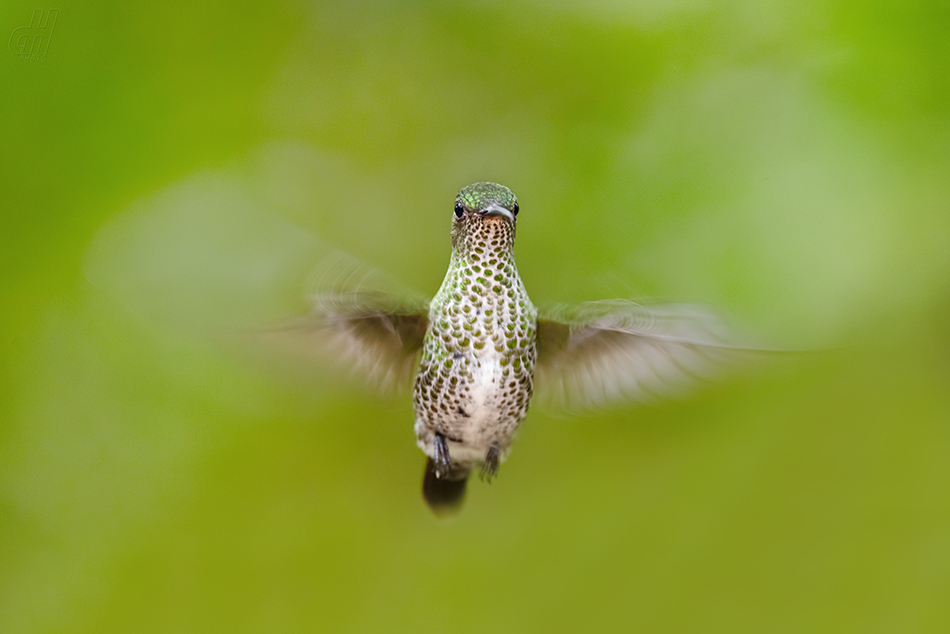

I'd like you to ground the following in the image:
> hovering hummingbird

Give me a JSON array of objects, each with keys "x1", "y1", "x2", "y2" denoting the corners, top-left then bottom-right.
[{"x1": 307, "y1": 182, "x2": 754, "y2": 514}]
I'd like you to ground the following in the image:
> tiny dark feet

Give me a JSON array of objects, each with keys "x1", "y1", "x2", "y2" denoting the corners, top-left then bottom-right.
[
  {"x1": 480, "y1": 443, "x2": 501, "y2": 482},
  {"x1": 433, "y1": 432, "x2": 452, "y2": 477}
]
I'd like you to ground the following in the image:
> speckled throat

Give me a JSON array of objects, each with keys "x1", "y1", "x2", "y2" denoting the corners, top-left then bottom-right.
[{"x1": 413, "y1": 208, "x2": 538, "y2": 477}]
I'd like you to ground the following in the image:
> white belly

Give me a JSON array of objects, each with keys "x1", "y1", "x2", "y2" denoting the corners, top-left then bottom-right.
[{"x1": 450, "y1": 348, "x2": 505, "y2": 459}]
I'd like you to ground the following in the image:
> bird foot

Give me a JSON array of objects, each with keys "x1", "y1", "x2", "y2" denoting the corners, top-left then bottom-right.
[
  {"x1": 433, "y1": 433, "x2": 452, "y2": 478},
  {"x1": 480, "y1": 443, "x2": 501, "y2": 482}
]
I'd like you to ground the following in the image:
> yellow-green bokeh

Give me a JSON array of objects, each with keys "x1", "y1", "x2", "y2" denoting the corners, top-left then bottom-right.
[{"x1": 2, "y1": 1, "x2": 949, "y2": 632}]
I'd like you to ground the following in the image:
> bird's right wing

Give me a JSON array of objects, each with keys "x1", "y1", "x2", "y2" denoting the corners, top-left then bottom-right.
[
  {"x1": 269, "y1": 289, "x2": 429, "y2": 392},
  {"x1": 85, "y1": 165, "x2": 432, "y2": 394}
]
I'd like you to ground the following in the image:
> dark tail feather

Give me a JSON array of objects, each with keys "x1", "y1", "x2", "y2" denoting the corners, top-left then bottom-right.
[{"x1": 422, "y1": 458, "x2": 470, "y2": 516}]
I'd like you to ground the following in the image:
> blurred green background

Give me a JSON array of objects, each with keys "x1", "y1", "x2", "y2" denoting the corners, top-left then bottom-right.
[{"x1": 3, "y1": 0, "x2": 950, "y2": 632}]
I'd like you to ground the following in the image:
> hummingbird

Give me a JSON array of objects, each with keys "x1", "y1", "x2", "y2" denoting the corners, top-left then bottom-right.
[{"x1": 307, "y1": 182, "x2": 753, "y2": 514}]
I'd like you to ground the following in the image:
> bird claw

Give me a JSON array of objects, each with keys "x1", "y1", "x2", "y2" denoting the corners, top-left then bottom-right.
[
  {"x1": 480, "y1": 443, "x2": 501, "y2": 482},
  {"x1": 433, "y1": 433, "x2": 452, "y2": 478}
]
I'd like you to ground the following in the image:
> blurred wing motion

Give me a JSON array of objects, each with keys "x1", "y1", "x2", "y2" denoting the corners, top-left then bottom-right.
[
  {"x1": 84, "y1": 162, "x2": 432, "y2": 393},
  {"x1": 535, "y1": 300, "x2": 766, "y2": 411},
  {"x1": 270, "y1": 289, "x2": 429, "y2": 392}
]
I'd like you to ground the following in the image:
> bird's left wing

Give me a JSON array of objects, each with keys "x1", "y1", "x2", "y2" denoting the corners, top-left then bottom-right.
[{"x1": 535, "y1": 300, "x2": 767, "y2": 411}]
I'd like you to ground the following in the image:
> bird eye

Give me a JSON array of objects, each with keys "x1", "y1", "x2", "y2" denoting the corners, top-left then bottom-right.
[
  {"x1": 512, "y1": 202, "x2": 519, "y2": 216},
  {"x1": 454, "y1": 202, "x2": 464, "y2": 218}
]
